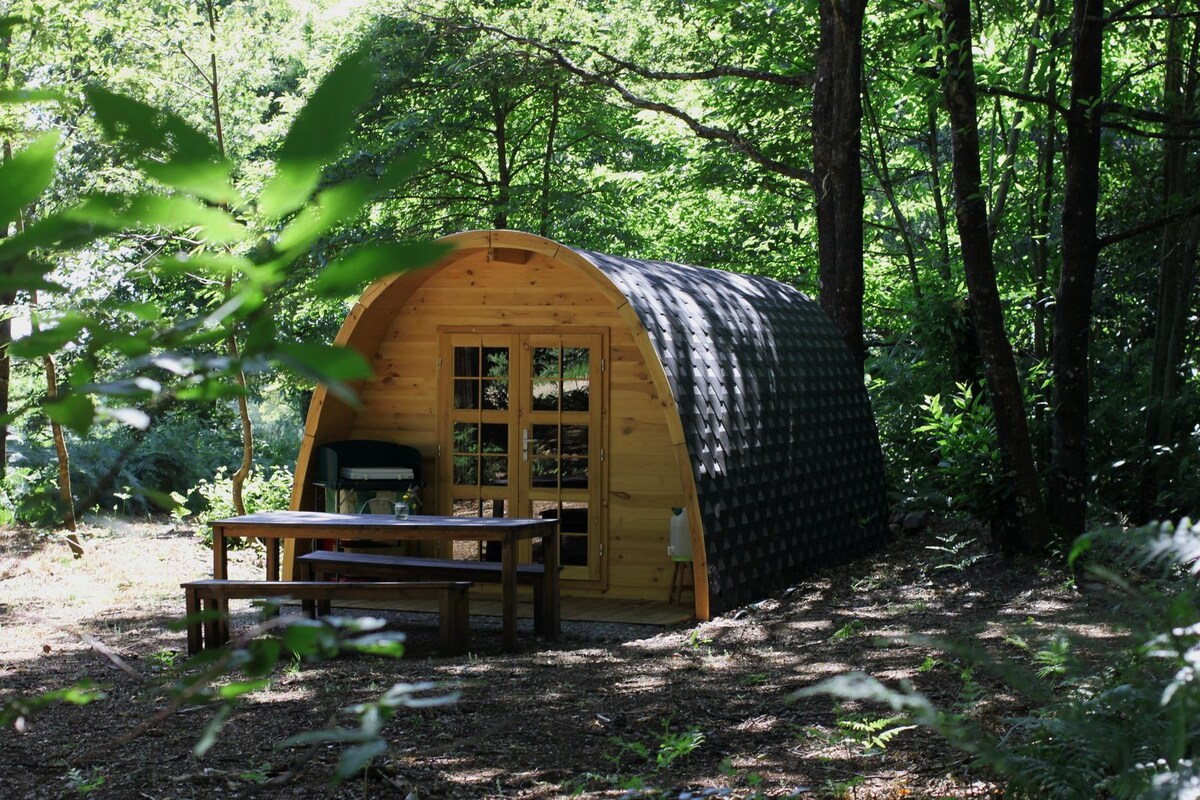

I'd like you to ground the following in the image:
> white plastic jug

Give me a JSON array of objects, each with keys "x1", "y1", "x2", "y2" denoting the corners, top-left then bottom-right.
[{"x1": 668, "y1": 507, "x2": 692, "y2": 561}]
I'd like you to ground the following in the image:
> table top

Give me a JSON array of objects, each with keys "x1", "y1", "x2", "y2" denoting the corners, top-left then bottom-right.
[{"x1": 211, "y1": 511, "x2": 558, "y2": 536}]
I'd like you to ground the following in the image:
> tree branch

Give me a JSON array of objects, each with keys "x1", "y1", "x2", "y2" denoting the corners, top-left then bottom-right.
[
  {"x1": 1099, "y1": 198, "x2": 1200, "y2": 249},
  {"x1": 458, "y1": 22, "x2": 816, "y2": 186}
]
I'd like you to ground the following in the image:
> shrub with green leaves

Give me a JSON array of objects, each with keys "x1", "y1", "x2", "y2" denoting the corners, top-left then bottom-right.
[
  {"x1": 915, "y1": 384, "x2": 1002, "y2": 519},
  {"x1": 175, "y1": 464, "x2": 294, "y2": 537},
  {"x1": 799, "y1": 518, "x2": 1200, "y2": 800}
]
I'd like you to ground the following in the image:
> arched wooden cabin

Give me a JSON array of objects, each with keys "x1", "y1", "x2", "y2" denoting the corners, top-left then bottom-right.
[{"x1": 289, "y1": 230, "x2": 887, "y2": 620}]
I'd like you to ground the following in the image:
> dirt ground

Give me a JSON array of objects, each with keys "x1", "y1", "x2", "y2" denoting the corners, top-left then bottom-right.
[{"x1": 0, "y1": 517, "x2": 1116, "y2": 799}]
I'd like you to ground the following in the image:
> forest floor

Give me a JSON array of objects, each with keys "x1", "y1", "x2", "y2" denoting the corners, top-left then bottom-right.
[{"x1": 0, "y1": 517, "x2": 1121, "y2": 799}]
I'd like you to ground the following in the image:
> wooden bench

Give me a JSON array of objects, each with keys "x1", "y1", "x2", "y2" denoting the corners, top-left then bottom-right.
[
  {"x1": 181, "y1": 579, "x2": 472, "y2": 657},
  {"x1": 297, "y1": 550, "x2": 553, "y2": 633}
]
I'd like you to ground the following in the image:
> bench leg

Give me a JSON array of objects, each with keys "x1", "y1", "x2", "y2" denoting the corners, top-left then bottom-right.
[
  {"x1": 533, "y1": 586, "x2": 544, "y2": 635},
  {"x1": 202, "y1": 597, "x2": 223, "y2": 649},
  {"x1": 438, "y1": 590, "x2": 470, "y2": 656},
  {"x1": 185, "y1": 587, "x2": 202, "y2": 655}
]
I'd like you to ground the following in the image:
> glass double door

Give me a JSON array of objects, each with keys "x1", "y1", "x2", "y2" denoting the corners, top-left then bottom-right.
[{"x1": 440, "y1": 331, "x2": 605, "y2": 583}]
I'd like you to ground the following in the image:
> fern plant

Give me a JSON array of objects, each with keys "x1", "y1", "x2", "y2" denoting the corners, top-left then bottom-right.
[{"x1": 798, "y1": 518, "x2": 1200, "y2": 800}]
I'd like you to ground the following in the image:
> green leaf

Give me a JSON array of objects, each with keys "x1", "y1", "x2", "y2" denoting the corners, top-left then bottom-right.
[
  {"x1": 67, "y1": 194, "x2": 245, "y2": 244},
  {"x1": 44, "y1": 394, "x2": 96, "y2": 436},
  {"x1": 334, "y1": 739, "x2": 388, "y2": 782},
  {"x1": 344, "y1": 633, "x2": 406, "y2": 659},
  {"x1": 218, "y1": 679, "x2": 270, "y2": 700},
  {"x1": 282, "y1": 620, "x2": 336, "y2": 656},
  {"x1": 275, "y1": 343, "x2": 374, "y2": 382},
  {"x1": 273, "y1": 179, "x2": 373, "y2": 253},
  {"x1": 0, "y1": 213, "x2": 109, "y2": 265},
  {"x1": 0, "y1": 255, "x2": 64, "y2": 293},
  {"x1": 258, "y1": 51, "x2": 377, "y2": 219},
  {"x1": 244, "y1": 638, "x2": 283, "y2": 677},
  {"x1": 0, "y1": 133, "x2": 60, "y2": 225},
  {"x1": 194, "y1": 703, "x2": 233, "y2": 757},
  {"x1": 313, "y1": 241, "x2": 452, "y2": 296},
  {"x1": 9, "y1": 314, "x2": 88, "y2": 358},
  {"x1": 85, "y1": 87, "x2": 235, "y2": 204},
  {"x1": 277, "y1": 727, "x2": 374, "y2": 750}
]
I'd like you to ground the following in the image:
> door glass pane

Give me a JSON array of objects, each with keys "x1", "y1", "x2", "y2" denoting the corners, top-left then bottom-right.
[
  {"x1": 532, "y1": 347, "x2": 560, "y2": 378},
  {"x1": 453, "y1": 456, "x2": 477, "y2": 486},
  {"x1": 482, "y1": 456, "x2": 509, "y2": 486},
  {"x1": 481, "y1": 423, "x2": 508, "y2": 453},
  {"x1": 483, "y1": 347, "x2": 509, "y2": 377},
  {"x1": 482, "y1": 380, "x2": 509, "y2": 410},
  {"x1": 453, "y1": 347, "x2": 480, "y2": 377},
  {"x1": 562, "y1": 380, "x2": 589, "y2": 411},
  {"x1": 454, "y1": 379, "x2": 479, "y2": 410},
  {"x1": 562, "y1": 534, "x2": 588, "y2": 566},
  {"x1": 531, "y1": 425, "x2": 558, "y2": 455},
  {"x1": 561, "y1": 425, "x2": 588, "y2": 456},
  {"x1": 531, "y1": 380, "x2": 558, "y2": 411},
  {"x1": 561, "y1": 457, "x2": 588, "y2": 488},
  {"x1": 562, "y1": 348, "x2": 589, "y2": 411},
  {"x1": 531, "y1": 457, "x2": 557, "y2": 486},
  {"x1": 453, "y1": 423, "x2": 478, "y2": 454}
]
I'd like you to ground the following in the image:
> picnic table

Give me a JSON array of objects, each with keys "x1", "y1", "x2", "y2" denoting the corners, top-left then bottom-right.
[{"x1": 210, "y1": 511, "x2": 560, "y2": 650}]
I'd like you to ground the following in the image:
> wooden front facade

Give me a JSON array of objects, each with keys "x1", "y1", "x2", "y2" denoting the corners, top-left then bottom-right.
[{"x1": 289, "y1": 231, "x2": 709, "y2": 618}]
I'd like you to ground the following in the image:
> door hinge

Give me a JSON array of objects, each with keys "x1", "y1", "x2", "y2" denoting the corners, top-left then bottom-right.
[
  {"x1": 437, "y1": 445, "x2": 442, "y2": 457},
  {"x1": 600, "y1": 448, "x2": 605, "y2": 462},
  {"x1": 599, "y1": 544, "x2": 604, "y2": 557},
  {"x1": 437, "y1": 356, "x2": 442, "y2": 371},
  {"x1": 601, "y1": 357, "x2": 606, "y2": 372}
]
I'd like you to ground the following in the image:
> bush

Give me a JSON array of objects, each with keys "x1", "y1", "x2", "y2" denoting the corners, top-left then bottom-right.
[
  {"x1": 175, "y1": 464, "x2": 295, "y2": 541},
  {"x1": 914, "y1": 384, "x2": 1001, "y2": 520}
]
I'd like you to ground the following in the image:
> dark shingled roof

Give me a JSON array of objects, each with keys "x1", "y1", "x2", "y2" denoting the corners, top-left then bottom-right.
[{"x1": 581, "y1": 250, "x2": 889, "y2": 614}]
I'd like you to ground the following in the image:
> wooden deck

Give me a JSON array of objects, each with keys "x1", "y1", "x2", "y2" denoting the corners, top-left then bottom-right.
[{"x1": 325, "y1": 594, "x2": 692, "y2": 627}]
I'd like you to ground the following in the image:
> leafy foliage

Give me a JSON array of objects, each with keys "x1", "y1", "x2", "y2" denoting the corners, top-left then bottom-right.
[{"x1": 799, "y1": 519, "x2": 1200, "y2": 799}]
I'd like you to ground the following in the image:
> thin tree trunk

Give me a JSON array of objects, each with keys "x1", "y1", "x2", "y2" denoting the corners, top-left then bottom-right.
[
  {"x1": 941, "y1": 0, "x2": 1052, "y2": 551},
  {"x1": 538, "y1": 82, "x2": 561, "y2": 238},
  {"x1": 30, "y1": 289, "x2": 83, "y2": 556},
  {"x1": 1, "y1": 140, "x2": 11, "y2": 488},
  {"x1": 1048, "y1": 0, "x2": 1104, "y2": 538},
  {"x1": 921, "y1": 11, "x2": 953, "y2": 288},
  {"x1": 1137, "y1": 7, "x2": 1200, "y2": 521},
  {"x1": 813, "y1": 0, "x2": 867, "y2": 366},
  {"x1": 988, "y1": 0, "x2": 1051, "y2": 236},
  {"x1": 863, "y1": 80, "x2": 921, "y2": 298},
  {"x1": 1031, "y1": 7, "x2": 1060, "y2": 469},
  {"x1": 204, "y1": 0, "x2": 253, "y2": 516},
  {"x1": 491, "y1": 85, "x2": 511, "y2": 230}
]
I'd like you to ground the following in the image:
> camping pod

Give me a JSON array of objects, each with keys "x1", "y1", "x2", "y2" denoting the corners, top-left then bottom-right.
[{"x1": 289, "y1": 231, "x2": 888, "y2": 620}]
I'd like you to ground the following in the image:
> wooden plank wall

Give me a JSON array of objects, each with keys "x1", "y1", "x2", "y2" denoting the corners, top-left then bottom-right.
[{"x1": 350, "y1": 249, "x2": 687, "y2": 602}]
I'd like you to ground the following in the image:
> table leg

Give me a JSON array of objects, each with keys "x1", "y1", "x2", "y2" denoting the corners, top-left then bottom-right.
[
  {"x1": 211, "y1": 524, "x2": 230, "y2": 645},
  {"x1": 265, "y1": 536, "x2": 279, "y2": 581},
  {"x1": 542, "y1": 523, "x2": 561, "y2": 640},
  {"x1": 501, "y1": 532, "x2": 518, "y2": 651}
]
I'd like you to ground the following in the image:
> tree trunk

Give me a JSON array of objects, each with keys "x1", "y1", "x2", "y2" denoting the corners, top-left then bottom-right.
[
  {"x1": 29, "y1": 290, "x2": 83, "y2": 556},
  {"x1": 491, "y1": 85, "x2": 511, "y2": 230},
  {"x1": 0, "y1": 292, "x2": 10, "y2": 486},
  {"x1": 1137, "y1": 7, "x2": 1200, "y2": 521},
  {"x1": 813, "y1": 0, "x2": 867, "y2": 366},
  {"x1": 862, "y1": 80, "x2": 920, "y2": 298},
  {"x1": 1, "y1": 138, "x2": 11, "y2": 486},
  {"x1": 204, "y1": 0, "x2": 253, "y2": 516},
  {"x1": 538, "y1": 82, "x2": 561, "y2": 238},
  {"x1": 1031, "y1": 9, "x2": 1060, "y2": 469},
  {"x1": 1048, "y1": 0, "x2": 1104, "y2": 538},
  {"x1": 941, "y1": 0, "x2": 1052, "y2": 551}
]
